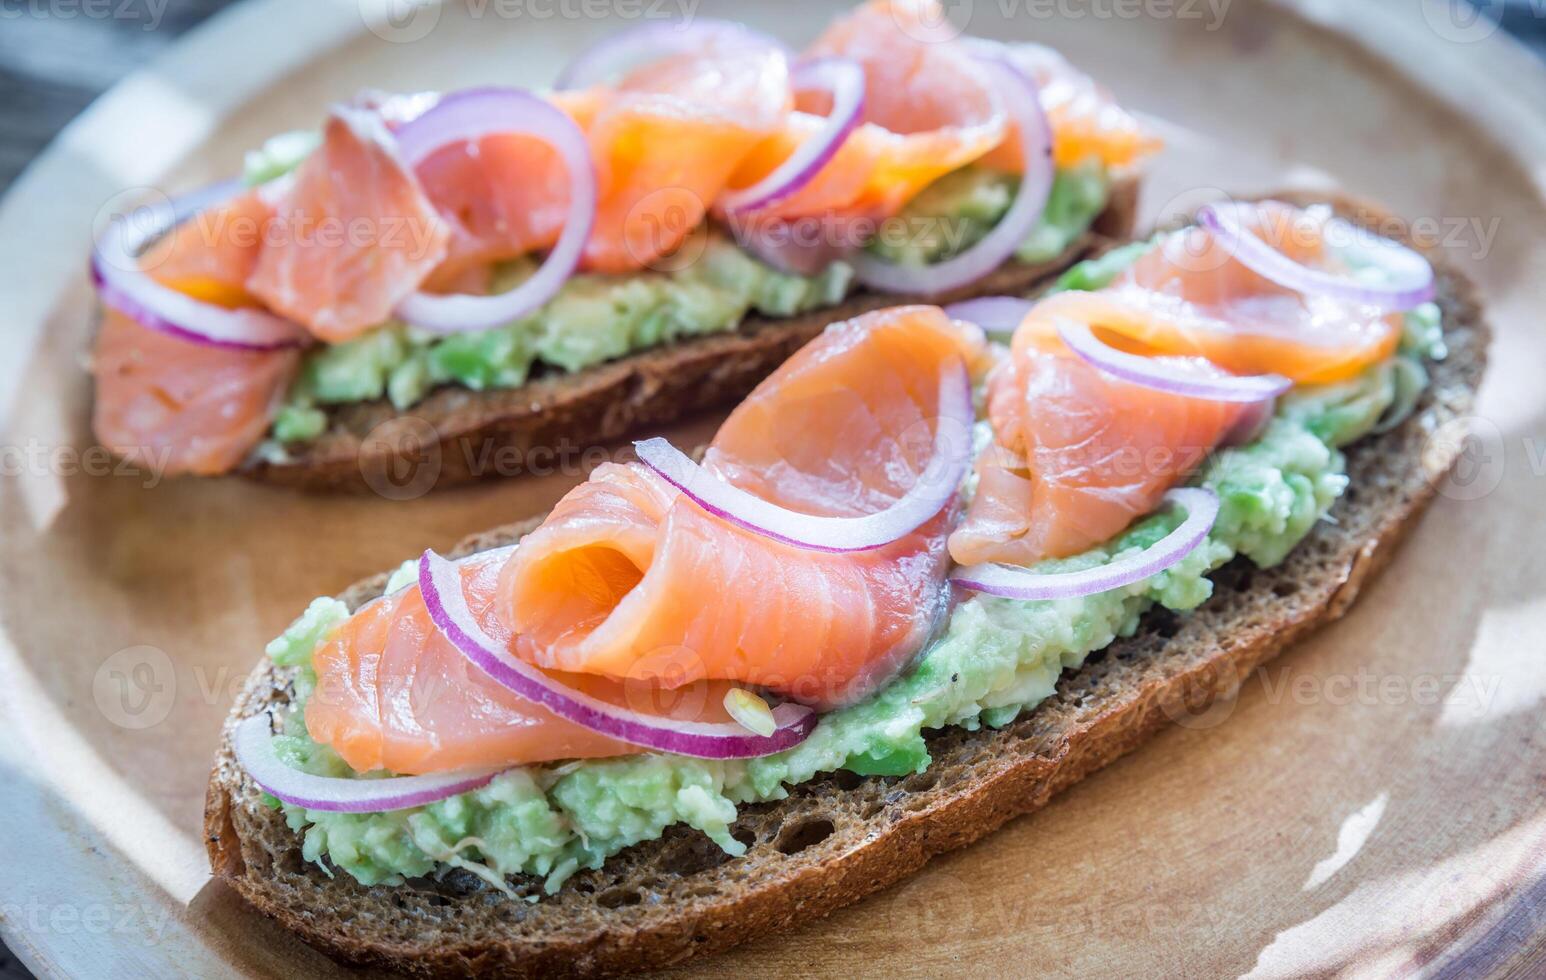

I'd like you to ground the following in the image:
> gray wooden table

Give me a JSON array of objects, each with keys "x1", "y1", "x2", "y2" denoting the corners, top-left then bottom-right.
[{"x1": 0, "y1": 2, "x2": 1542, "y2": 978}]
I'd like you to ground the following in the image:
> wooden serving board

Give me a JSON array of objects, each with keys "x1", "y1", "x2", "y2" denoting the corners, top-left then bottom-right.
[{"x1": 1, "y1": 1, "x2": 1544, "y2": 976}]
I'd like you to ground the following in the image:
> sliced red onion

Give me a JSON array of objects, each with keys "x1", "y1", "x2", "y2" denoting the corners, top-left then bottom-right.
[
  {"x1": 719, "y1": 57, "x2": 865, "y2": 215},
  {"x1": 419, "y1": 550, "x2": 816, "y2": 759},
  {"x1": 554, "y1": 18, "x2": 788, "y2": 90},
  {"x1": 851, "y1": 54, "x2": 1052, "y2": 295},
  {"x1": 392, "y1": 87, "x2": 596, "y2": 335},
  {"x1": 1056, "y1": 319, "x2": 1293, "y2": 403},
  {"x1": 233, "y1": 714, "x2": 506, "y2": 813},
  {"x1": 635, "y1": 359, "x2": 973, "y2": 553},
  {"x1": 1197, "y1": 203, "x2": 1435, "y2": 312},
  {"x1": 952, "y1": 487, "x2": 1220, "y2": 601},
  {"x1": 944, "y1": 295, "x2": 1034, "y2": 341},
  {"x1": 90, "y1": 181, "x2": 311, "y2": 352}
]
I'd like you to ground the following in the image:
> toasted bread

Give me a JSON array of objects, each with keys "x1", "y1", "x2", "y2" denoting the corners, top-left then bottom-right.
[
  {"x1": 206, "y1": 192, "x2": 1488, "y2": 977},
  {"x1": 241, "y1": 177, "x2": 1139, "y2": 493}
]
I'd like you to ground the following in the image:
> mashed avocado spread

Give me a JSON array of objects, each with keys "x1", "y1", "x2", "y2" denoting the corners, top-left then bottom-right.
[
  {"x1": 243, "y1": 129, "x2": 1112, "y2": 446},
  {"x1": 258, "y1": 243, "x2": 1442, "y2": 894}
]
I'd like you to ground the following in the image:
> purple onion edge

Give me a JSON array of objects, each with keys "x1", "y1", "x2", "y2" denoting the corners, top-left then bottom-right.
[
  {"x1": 255, "y1": 771, "x2": 501, "y2": 814},
  {"x1": 850, "y1": 50, "x2": 1054, "y2": 296},
  {"x1": 632, "y1": 358, "x2": 973, "y2": 556},
  {"x1": 1196, "y1": 205, "x2": 1435, "y2": 313},
  {"x1": 91, "y1": 243, "x2": 305, "y2": 355},
  {"x1": 721, "y1": 57, "x2": 866, "y2": 216},
  {"x1": 390, "y1": 87, "x2": 598, "y2": 335},
  {"x1": 236, "y1": 716, "x2": 506, "y2": 814},
  {"x1": 416, "y1": 551, "x2": 816, "y2": 760},
  {"x1": 1057, "y1": 321, "x2": 1293, "y2": 404},
  {"x1": 951, "y1": 488, "x2": 1220, "y2": 601}
]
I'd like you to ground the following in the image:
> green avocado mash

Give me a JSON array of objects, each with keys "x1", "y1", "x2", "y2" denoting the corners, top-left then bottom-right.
[
  {"x1": 867, "y1": 162, "x2": 1110, "y2": 267},
  {"x1": 259, "y1": 240, "x2": 1440, "y2": 892},
  {"x1": 258, "y1": 159, "x2": 1113, "y2": 446}
]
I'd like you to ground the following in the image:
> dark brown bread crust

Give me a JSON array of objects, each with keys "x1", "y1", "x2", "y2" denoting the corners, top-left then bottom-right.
[
  {"x1": 240, "y1": 178, "x2": 1139, "y2": 493},
  {"x1": 205, "y1": 192, "x2": 1489, "y2": 977}
]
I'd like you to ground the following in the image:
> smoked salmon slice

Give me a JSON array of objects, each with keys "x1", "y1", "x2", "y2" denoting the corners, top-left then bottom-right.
[
  {"x1": 304, "y1": 305, "x2": 983, "y2": 771},
  {"x1": 92, "y1": 189, "x2": 299, "y2": 477},
  {"x1": 950, "y1": 201, "x2": 1399, "y2": 567},
  {"x1": 410, "y1": 89, "x2": 603, "y2": 288},
  {"x1": 499, "y1": 305, "x2": 986, "y2": 711},
  {"x1": 91, "y1": 309, "x2": 299, "y2": 476},
  {"x1": 726, "y1": 0, "x2": 1157, "y2": 232},
  {"x1": 306, "y1": 548, "x2": 636, "y2": 775},
  {"x1": 246, "y1": 108, "x2": 451, "y2": 343},
  {"x1": 307, "y1": 548, "x2": 780, "y2": 775},
  {"x1": 136, "y1": 186, "x2": 272, "y2": 310},
  {"x1": 1034, "y1": 201, "x2": 1402, "y2": 385},
  {"x1": 413, "y1": 42, "x2": 788, "y2": 282},
  {"x1": 975, "y1": 40, "x2": 1160, "y2": 172},
  {"x1": 1106, "y1": 201, "x2": 1402, "y2": 383},
  {"x1": 582, "y1": 42, "x2": 789, "y2": 274},
  {"x1": 726, "y1": 0, "x2": 1006, "y2": 226},
  {"x1": 948, "y1": 331, "x2": 1245, "y2": 567}
]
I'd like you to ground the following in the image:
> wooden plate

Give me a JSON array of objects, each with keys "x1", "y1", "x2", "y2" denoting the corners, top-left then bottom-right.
[{"x1": 2, "y1": 1, "x2": 1544, "y2": 975}]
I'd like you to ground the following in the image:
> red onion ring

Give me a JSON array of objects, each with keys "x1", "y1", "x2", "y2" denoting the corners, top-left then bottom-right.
[
  {"x1": 851, "y1": 53, "x2": 1052, "y2": 296},
  {"x1": 719, "y1": 57, "x2": 865, "y2": 215},
  {"x1": 951, "y1": 487, "x2": 1220, "y2": 601},
  {"x1": 634, "y1": 358, "x2": 973, "y2": 553},
  {"x1": 233, "y1": 714, "x2": 507, "y2": 813},
  {"x1": 1197, "y1": 203, "x2": 1435, "y2": 312},
  {"x1": 392, "y1": 88, "x2": 596, "y2": 335},
  {"x1": 90, "y1": 181, "x2": 311, "y2": 352},
  {"x1": 944, "y1": 295, "x2": 1034, "y2": 340},
  {"x1": 418, "y1": 549, "x2": 817, "y2": 759},
  {"x1": 554, "y1": 18, "x2": 789, "y2": 90},
  {"x1": 1056, "y1": 319, "x2": 1293, "y2": 403}
]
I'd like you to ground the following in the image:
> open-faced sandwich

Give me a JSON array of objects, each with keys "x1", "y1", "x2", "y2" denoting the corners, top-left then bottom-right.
[
  {"x1": 206, "y1": 193, "x2": 1487, "y2": 976},
  {"x1": 89, "y1": 0, "x2": 1155, "y2": 491}
]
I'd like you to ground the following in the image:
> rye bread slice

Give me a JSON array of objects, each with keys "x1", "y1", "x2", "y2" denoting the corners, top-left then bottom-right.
[
  {"x1": 240, "y1": 178, "x2": 1139, "y2": 493},
  {"x1": 205, "y1": 192, "x2": 1489, "y2": 977}
]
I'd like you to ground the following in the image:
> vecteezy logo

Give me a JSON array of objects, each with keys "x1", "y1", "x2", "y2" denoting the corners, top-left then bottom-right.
[
  {"x1": 359, "y1": 415, "x2": 445, "y2": 500},
  {"x1": 92, "y1": 186, "x2": 175, "y2": 275},
  {"x1": 362, "y1": 0, "x2": 443, "y2": 43},
  {"x1": 1145, "y1": 185, "x2": 1240, "y2": 276},
  {"x1": 1158, "y1": 657, "x2": 1243, "y2": 731},
  {"x1": 93, "y1": 645, "x2": 176, "y2": 730},
  {"x1": 621, "y1": 187, "x2": 708, "y2": 274},
  {"x1": 1420, "y1": 0, "x2": 1504, "y2": 44},
  {"x1": 889, "y1": 0, "x2": 972, "y2": 42},
  {"x1": 1423, "y1": 414, "x2": 1505, "y2": 502}
]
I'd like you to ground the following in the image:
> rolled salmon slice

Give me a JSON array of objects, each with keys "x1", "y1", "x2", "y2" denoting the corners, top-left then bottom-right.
[
  {"x1": 500, "y1": 305, "x2": 988, "y2": 710},
  {"x1": 306, "y1": 306, "x2": 983, "y2": 771},
  {"x1": 306, "y1": 547, "x2": 751, "y2": 775}
]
